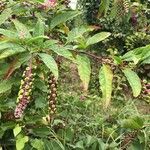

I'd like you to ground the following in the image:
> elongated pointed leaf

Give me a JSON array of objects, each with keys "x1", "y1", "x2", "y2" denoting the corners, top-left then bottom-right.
[
  {"x1": 38, "y1": 53, "x2": 58, "y2": 79},
  {"x1": 0, "y1": 79, "x2": 13, "y2": 94},
  {"x1": 99, "y1": 64, "x2": 113, "y2": 108},
  {"x1": 33, "y1": 19, "x2": 45, "y2": 37},
  {"x1": 33, "y1": 19, "x2": 45, "y2": 43},
  {"x1": 49, "y1": 45, "x2": 74, "y2": 61},
  {"x1": 76, "y1": 55, "x2": 91, "y2": 91},
  {"x1": 12, "y1": 19, "x2": 31, "y2": 39},
  {"x1": 67, "y1": 26, "x2": 94, "y2": 43},
  {"x1": 0, "y1": 45, "x2": 26, "y2": 60},
  {"x1": 86, "y1": 32, "x2": 111, "y2": 46},
  {"x1": 0, "y1": 29, "x2": 18, "y2": 39},
  {"x1": 0, "y1": 43, "x2": 26, "y2": 59},
  {"x1": 0, "y1": 8, "x2": 12, "y2": 25},
  {"x1": 123, "y1": 69, "x2": 142, "y2": 97},
  {"x1": 121, "y1": 116, "x2": 144, "y2": 129},
  {"x1": 50, "y1": 11, "x2": 81, "y2": 29}
]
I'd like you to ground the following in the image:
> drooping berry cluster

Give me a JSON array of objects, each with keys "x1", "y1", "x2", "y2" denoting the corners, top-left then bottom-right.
[
  {"x1": 47, "y1": 72, "x2": 57, "y2": 121},
  {"x1": 141, "y1": 79, "x2": 150, "y2": 100},
  {"x1": 123, "y1": 0, "x2": 130, "y2": 13},
  {"x1": 14, "y1": 66, "x2": 35, "y2": 118}
]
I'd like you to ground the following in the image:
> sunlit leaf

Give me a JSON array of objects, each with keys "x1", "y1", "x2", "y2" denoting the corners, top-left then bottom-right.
[
  {"x1": 123, "y1": 68, "x2": 142, "y2": 97},
  {"x1": 38, "y1": 53, "x2": 58, "y2": 79},
  {"x1": 99, "y1": 64, "x2": 113, "y2": 109},
  {"x1": 12, "y1": 19, "x2": 32, "y2": 39},
  {"x1": 67, "y1": 26, "x2": 94, "y2": 43},
  {"x1": 50, "y1": 11, "x2": 81, "y2": 29},
  {"x1": 49, "y1": 45, "x2": 74, "y2": 61},
  {"x1": 0, "y1": 45, "x2": 26, "y2": 60},
  {"x1": 76, "y1": 55, "x2": 91, "y2": 91},
  {"x1": 86, "y1": 32, "x2": 111, "y2": 46},
  {"x1": 121, "y1": 116, "x2": 144, "y2": 129},
  {"x1": 16, "y1": 135, "x2": 29, "y2": 150},
  {"x1": 0, "y1": 8, "x2": 12, "y2": 25},
  {"x1": 0, "y1": 29, "x2": 18, "y2": 39}
]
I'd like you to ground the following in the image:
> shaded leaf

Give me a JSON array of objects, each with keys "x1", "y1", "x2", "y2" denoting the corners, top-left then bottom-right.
[
  {"x1": 0, "y1": 79, "x2": 13, "y2": 94},
  {"x1": 99, "y1": 64, "x2": 113, "y2": 108},
  {"x1": 123, "y1": 69, "x2": 142, "y2": 97}
]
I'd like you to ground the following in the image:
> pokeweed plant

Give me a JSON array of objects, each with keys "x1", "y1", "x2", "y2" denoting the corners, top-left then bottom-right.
[
  {"x1": 0, "y1": 0, "x2": 149, "y2": 118},
  {"x1": 0, "y1": 0, "x2": 149, "y2": 150}
]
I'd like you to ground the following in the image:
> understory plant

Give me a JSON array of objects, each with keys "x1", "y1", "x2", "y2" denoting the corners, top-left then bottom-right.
[{"x1": 0, "y1": 0, "x2": 150, "y2": 150}]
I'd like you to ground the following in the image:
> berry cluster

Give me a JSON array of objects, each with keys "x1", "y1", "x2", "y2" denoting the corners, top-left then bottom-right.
[
  {"x1": 142, "y1": 79, "x2": 150, "y2": 100},
  {"x1": 47, "y1": 72, "x2": 57, "y2": 121},
  {"x1": 14, "y1": 66, "x2": 36, "y2": 118},
  {"x1": 123, "y1": 0, "x2": 130, "y2": 13},
  {"x1": 0, "y1": 0, "x2": 6, "y2": 12}
]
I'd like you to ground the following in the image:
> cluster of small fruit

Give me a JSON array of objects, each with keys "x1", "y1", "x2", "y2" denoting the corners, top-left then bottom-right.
[
  {"x1": 14, "y1": 66, "x2": 36, "y2": 119},
  {"x1": 47, "y1": 72, "x2": 58, "y2": 121},
  {"x1": 141, "y1": 79, "x2": 150, "y2": 101}
]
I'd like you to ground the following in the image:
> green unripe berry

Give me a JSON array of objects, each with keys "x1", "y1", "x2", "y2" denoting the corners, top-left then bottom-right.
[
  {"x1": 51, "y1": 84, "x2": 55, "y2": 88},
  {"x1": 25, "y1": 92, "x2": 30, "y2": 96},
  {"x1": 52, "y1": 94, "x2": 56, "y2": 97},
  {"x1": 21, "y1": 80, "x2": 24, "y2": 85},
  {"x1": 25, "y1": 77, "x2": 30, "y2": 81},
  {"x1": 26, "y1": 67, "x2": 30, "y2": 71},
  {"x1": 51, "y1": 105, "x2": 55, "y2": 108}
]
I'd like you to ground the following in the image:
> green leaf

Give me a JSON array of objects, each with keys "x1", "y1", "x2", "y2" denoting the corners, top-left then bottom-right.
[
  {"x1": 49, "y1": 45, "x2": 74, "y2": 61},
  {"x1": 38, "y1": 53, "x2": 58, "y2": 79},
  {"x1": 0, "y1": 79, "x2": 13, "y2": 94},
  {"x1": 43, "y1": 139, "x2": 65, "y2": 150},
  {"x1": 75, "y1": 141, "x2": 84, "y2": 149},
  {"x1": 31, "y1": 139, "x2": 45, "y2": 150},
  {"x1": 76, "y1": 55, "x2": 91, "y2": 91},
  {"x1": 50, "y1": 11, "x2": 81, "y2": 29},
  {"x1": 33, "y1": 18, "x2": 45, "y2": 43},
  {"x1": 122, "y1": 44, "x2": 150, "y2": 64},
  {"x1": 16, "y1": 135, "x2": 29, "y2": 150},
  {"x1": 0, "y1": 29, "x2": 18, "y2": 39},
  {"x1": 121, "y1": 116, "x2": 144, "y2": 129},
  {"x1": 13, "y1": 124, "x2": 22, "y2": 137},
  {"x1": 86, "y1": 32, "x2": 111, "y2": 46},
  {"x1": 26, "y1": 36, "x2": 49, "y2": 44},
  {"x1": 0, "y1": 41, "x2": 15, "y2": 51},
  {"x1": 67, "y1": 26, "x2": 94, "y2": 43},
  {"x1": 99, "y1": 64, "x2": 113, "y2": 109},
  {"x1": 141, "y1": 56, "x2": 150, "y2": 64},
  {"x1": 33, "y1": 19, "x2": 45, "y2": 37},
  {"x1": 0, "y1": 44, "x2": 26, "y2": 60},
  {"x1": 123, "y1": 69, "x2": 142, "y2": 97},
  {"x1": 12, "y1": 19, "x2": 32, "y2": 39},
  {"x1": 0, "y1": 8, "x2": 12, "y2": 25},
  {"x1": 98, "y1": 0, "x2": 111, "y2": 17}
]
